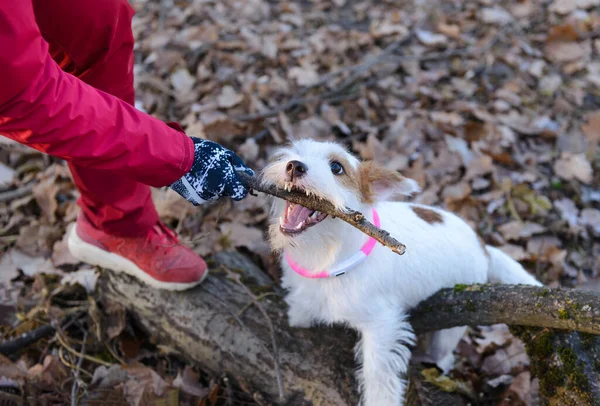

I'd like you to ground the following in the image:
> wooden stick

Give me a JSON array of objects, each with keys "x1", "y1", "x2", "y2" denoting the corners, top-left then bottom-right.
[{"x1": 237, "y1": 172, "x2": 407, "y2": 256}]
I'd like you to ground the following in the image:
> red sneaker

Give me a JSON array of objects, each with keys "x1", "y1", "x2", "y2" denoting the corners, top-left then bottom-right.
[{"x1": 68, "y1": 213, "x2": 208, "y2": 291}]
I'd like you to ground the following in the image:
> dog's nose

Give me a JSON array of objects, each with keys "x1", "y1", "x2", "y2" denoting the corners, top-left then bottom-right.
[{"x1": 286, "y1": 160, "x2": 307, "y2": 180}]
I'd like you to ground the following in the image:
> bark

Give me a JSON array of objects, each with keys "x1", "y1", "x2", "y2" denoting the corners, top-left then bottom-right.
[
  {"x1": 96, "y1": 252, "x2": 600, "y2": 405},
  {"x1": 411, "y1": 284, "x2": 600, "y2": 335},
  {"x1": 511, "y1": 327, "x2": 600, "y2": 406}
]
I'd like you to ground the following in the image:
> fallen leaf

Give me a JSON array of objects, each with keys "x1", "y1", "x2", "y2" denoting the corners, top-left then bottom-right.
[
  {"x1": 52, "y1": 223, "x2": 80, "y2": 267},
  {"x1": 238, "y1": 138, "x2": 260, "y2": 162},
  {"x1": 498, "y1": 244, "x2": 528, "y2": 261},
  {"x1": 526, "y1": 236, "x2": 562, "y2": 257},
  {"x1": 173, "y1": 366, "x2": 208, "y2": 398},
  {"x1": 480, "y1": 7, "x2": 514, "y2": 25},
  {"x1": 121, "y1": 364, "x2": 170, "y2": 406},
  {"x1": 421, "y1": 368, "x2": 458, "y2": 392},
  {"x1": 547, "y1": 24, "x2": 580, "y2": 43},
  {"x1": 27, "y1": 355, "x2": 69, "y2": 390},
  {"x1": 487, "y1": 374, "x2": 514, "y2": 389},
  {"x1": 416, "y1": 30, "x2": 447, "y2": 47},
  {"x1": 219, "y1": 222, "x2": 268, "y2": 255},
  {"x1": 475, "y1": 324, "x2": 512, "y2": 353},
  {"x1": 498, "y1": 221, "x2": 546, "y2": 241},
  {"x1": 0, "y1": 163, "x2": 15, "y2": 188},
  {"x1": 553, "y1": 152, "x2": 593, "y2": 184},
  {"x1": 554, "y1": 198, "x2": 579, "y2": 227},
  {"x1": 370, "y1": 20, "x2": 409, "y2": 38},
  {"x1": 33, "y1": 178, "x2": 59, "y2": 223},
  {"x1": 288, "y1": 64, "x2": 319, "y2": 86},
  {"x1": 436, "y1": 22, "x2": 460, "y2": 39},
  {"x1": 481, "y1": 337, "x2": 528, "y2": 375},
  {"x1": 105, "y1": 301, "x2": 127, "y2": 340},
  {"x1": 0, "y1": 249, "x2": 57, "y2": 279},
  {"x1": 576, "y1": 0, "x2": 600, "y2": 8},
  {"x1": 465, "y1": 155, "x2": 494, "y2": 180},
  {"x1": 549, "y1": 0, "x2": 577, "y2": 15},
  {"x1": 170, "y1": 68, "x2": 196, "y2": 93},
  {"x1": 545, "y1": 41, "x2": 591, "y2": 63},
  {"x1": 538, "y1": 74, "x2": 562, "y2": 96},
  {"x1": 442, "y1": 182, "x2": 471, "y2": 203},
  {"x1": 199, "y1": 110, "x2": 237, "y2": 140},
  {"x1": 579, "y1": 208, "x2": 600, "y2": 236},
  {"x1": 581, "y1": 111, "x2": 600, "y2": 143},
  {"x1": 61, "y1": 268, "x2": 98, "y2": 294},
  {"x1": 501, "y1": 371, "x2": 532, "y2": 405},
  {"x1": 216, "y1": 86, "x2": 244, "y2": 109},
  {"x1": 430, "y1": 111, "x2": 464, "y2": 126},
  {"x1": 152, "y1": 187, "x2": 191, "y2": 221}
]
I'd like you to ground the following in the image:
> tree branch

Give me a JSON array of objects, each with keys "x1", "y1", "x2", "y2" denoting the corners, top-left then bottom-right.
[
  {"x1": 99, "y1": 257, "x2": 600, "y2": 406},
  {"x1": 411, "y1": 284, "x2": 600, "y2": 335},
  {"x1": 237, "y1": 172, "x2": 407, "y2": 256}
]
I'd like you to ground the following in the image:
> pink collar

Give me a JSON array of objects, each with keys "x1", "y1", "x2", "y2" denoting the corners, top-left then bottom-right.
[{"x1": 284, "y1": 208, "x2": 380, "y2": 279}]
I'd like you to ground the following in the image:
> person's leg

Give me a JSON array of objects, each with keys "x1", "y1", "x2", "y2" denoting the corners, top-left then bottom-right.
[
  {"x1": 32, "y1": 0, "x2": 157, "y2": 237},
  {"x1": 32, "y1": 0, "x2": 207, "y2": 289}
]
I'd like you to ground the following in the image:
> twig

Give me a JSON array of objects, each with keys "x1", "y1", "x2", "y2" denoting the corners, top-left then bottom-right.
[
  {"x1": 58, "y1": 347, "x2": 94, "y2": 378},
  {"x1": 223, "y1": 267, "x2": 285, "y2": 402},
  {"x1": 237, "y1": 292, "x2": 280, "y2": 317},
  {"x1": 71, "y1": 331, "x2": 88, "y2": 406},
  {"x1": 55, "y1": 328, "x2": 112, "y2": 367},
  {"x1": 237, "y1": 172, "x2": 407, "y2": 256},
  {"x1": 0, "y1": 183, "x2": 34, "y2": 203},
  {"x1": 223, "y1": 375, "x2": 234, "y2": 406},
  {"x1": 0, "y1": 323, "x2": 56, "y2": 355}
]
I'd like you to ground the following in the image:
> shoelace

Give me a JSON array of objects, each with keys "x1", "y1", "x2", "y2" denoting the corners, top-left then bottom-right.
[{"x1": 146, "y1": 223, "x2": 179, "y2": 251}]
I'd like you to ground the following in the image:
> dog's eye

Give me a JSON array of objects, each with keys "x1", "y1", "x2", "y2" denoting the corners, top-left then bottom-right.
[{"x1": 330, "y1": 161, "x2": 344, "y2": 175}]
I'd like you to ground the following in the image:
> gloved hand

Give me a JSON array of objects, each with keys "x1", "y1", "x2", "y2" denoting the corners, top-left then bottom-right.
[{"x1": 170, "y1": 138, "x2": 255, "y2": 205}]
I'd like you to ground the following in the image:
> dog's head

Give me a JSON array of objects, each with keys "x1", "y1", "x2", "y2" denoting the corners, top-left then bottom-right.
[{"x1": 262, "y1": 139, "x2": 419, "y2": 250}]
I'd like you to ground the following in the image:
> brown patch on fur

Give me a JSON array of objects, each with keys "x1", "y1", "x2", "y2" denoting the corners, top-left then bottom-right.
[
  {"x1": 411, "y1": 206, "x2": 443, "y2": 224},
  {"x1": 358, "y1": 161, "x2": 408, "y2": 204},
  {"x1": 329, "y1": 152, "x2": 361, "y2": 194},
  {"x1": 478, "y1": 235, "x2": 490, "y2": 259}
]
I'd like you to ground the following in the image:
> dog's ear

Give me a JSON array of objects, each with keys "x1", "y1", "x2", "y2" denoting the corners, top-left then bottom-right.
[{"x1": 358, "y1": 161, "x2": 420, "y2": 203}]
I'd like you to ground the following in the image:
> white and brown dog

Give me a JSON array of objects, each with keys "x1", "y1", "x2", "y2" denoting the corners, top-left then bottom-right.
[{"x1": 262, "y1": 139, "x2": 541, "y2": 406}]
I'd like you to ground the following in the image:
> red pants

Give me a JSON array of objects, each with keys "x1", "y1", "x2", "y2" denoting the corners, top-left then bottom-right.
[{"x1": 32, "y1": 0, "x2": 159, "y2": 237}]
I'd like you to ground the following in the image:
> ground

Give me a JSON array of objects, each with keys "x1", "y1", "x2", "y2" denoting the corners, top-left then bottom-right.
[{"x1": 1, "y1": 0, "x2": 599, "y2": 404}]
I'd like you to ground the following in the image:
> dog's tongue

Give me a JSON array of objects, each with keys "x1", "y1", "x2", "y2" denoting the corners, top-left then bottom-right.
[{"x1": 284, "y1": 202, "x2": 312, "y2": 229}]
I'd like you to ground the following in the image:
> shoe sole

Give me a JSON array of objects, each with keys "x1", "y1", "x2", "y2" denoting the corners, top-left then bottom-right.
[{"x1": 67, "y1": 227, "x2": 208, "y2": 291}]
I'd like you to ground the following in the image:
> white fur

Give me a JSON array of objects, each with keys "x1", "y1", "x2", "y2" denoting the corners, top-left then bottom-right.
[{"x1": 263, "y1": 139, "x2": 542, "y2": 406}]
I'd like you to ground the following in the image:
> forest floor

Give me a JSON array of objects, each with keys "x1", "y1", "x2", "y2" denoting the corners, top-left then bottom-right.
[{"x1": 1, "y1": 0, "x2": 599, "y2": 404}]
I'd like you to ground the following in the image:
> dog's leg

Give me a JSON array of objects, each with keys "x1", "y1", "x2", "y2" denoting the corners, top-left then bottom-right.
[
  {"x1": 486, "y1": 246, "x2": 542, "y2": 286},
  {"x1": 357, "y1": 311, "x2": 415, "y2": 406},
  {"x1": 284, "y1": 291, "x2": 319, "y2": 328},
  {"x1": 423, "y1": 326, "x2": 466, "y2": 374}
]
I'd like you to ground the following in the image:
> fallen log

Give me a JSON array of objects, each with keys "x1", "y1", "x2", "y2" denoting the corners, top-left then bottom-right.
[{"x1": 97, "y1": 251, "x2": 600, "y2": 405}]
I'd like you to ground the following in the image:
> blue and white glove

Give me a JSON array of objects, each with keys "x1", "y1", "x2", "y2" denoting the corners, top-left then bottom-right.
[{"x1": 170, "y1": 138, "x2": 255, "y2": 205}]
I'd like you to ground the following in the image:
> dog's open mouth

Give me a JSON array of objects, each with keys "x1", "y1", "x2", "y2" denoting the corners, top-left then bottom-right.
[{"x1": 279, "y1": 201, "x2": 328, "y2": 235}]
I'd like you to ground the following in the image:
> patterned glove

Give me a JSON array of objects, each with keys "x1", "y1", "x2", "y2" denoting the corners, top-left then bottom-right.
[{"x1": 170, "y1": 138, "x2": 255, "y2": 205}]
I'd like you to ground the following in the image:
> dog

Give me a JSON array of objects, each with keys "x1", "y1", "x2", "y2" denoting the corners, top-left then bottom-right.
[{"x1": 261, "y1": 139, "x2": 542, "y2": 406}]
